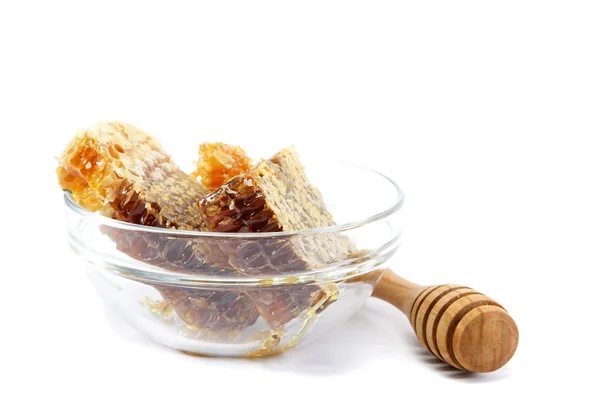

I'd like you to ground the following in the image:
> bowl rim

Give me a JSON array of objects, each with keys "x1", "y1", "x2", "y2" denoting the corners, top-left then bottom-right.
[{"x1": 64, "y1": 159, "x2": 404, "y2": 238}]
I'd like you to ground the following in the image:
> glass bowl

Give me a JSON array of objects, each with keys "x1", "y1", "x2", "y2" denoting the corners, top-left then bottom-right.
[{"x1": 64, "y1": 160, "x2": 403, "y2": 356}]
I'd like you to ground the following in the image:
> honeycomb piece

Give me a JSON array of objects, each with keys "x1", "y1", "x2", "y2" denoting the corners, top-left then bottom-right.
[
  {"x1": 199, "y1": 148, "x2": 355, "y2": 328},
  {"x1": 57, "y1": 121, "x2": 212, "y2": 273},
  {"x1": 191, "y1": 142, "x2": 253, "y2": 191},
  {"x1": 57, "y1": 122, "x2": 259, "y2": 335},
  {"x1": 201, "y1": 148, "x2": 341, "y2": 235},
  {"x1": 157, "y1": 286, "x2": 260, "y2": 340},
  {"x1": 57, "y1": 121, "x2": 208, "y2": 227}
]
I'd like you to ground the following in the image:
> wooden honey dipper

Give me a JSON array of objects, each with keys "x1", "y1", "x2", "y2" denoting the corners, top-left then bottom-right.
[{"x1": 371, "y1": 269, "x2": 518, "y2": 373}]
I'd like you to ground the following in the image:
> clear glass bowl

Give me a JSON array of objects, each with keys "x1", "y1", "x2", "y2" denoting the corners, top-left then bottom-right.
[{"x1": 64, "y1": 160, "x2": 403, "y2": 356}]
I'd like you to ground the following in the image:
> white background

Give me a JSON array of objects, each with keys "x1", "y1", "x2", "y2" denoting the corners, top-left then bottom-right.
[{"x1": 1, "y1": 1, "x2": 598, "y2": 398}]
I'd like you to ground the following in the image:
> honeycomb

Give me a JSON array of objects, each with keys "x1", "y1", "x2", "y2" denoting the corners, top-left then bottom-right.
[
  {"x1": 58, "y1": 123, "x2": 352, "y2": 339},
  {"x1": 198, "y1": 148, "x2": 355, "y2": 328},
  {"x1": 57, "y1": 122, "x2": 259, "y2": 335},
  {"x1": 191, "y1": 142, "x2": 253, "y2": 190}
]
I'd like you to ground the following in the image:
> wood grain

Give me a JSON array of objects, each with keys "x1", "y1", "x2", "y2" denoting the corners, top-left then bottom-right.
[{"x1": 372, "y1": 269, "x2": 518, "y2": 373}]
